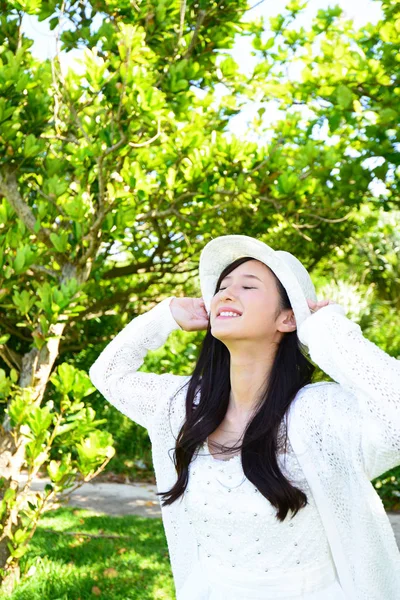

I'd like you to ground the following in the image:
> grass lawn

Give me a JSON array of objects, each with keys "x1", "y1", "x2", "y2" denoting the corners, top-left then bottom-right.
[{"x1": 1, "y1": 507, "x2": 175, "y2": 600}]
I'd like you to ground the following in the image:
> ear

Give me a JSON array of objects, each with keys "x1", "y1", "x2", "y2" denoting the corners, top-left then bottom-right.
[{"x1": 278, "y1": 309, "x2": 297, "y2": 332}]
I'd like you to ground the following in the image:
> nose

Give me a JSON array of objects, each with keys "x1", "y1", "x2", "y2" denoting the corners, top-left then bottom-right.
[
  {"x1": 212, "y1": 288, "x2": 239, "y2": 315},
  {"x1": 220, "y1": 285, "x2": 238, "y2": 298}
]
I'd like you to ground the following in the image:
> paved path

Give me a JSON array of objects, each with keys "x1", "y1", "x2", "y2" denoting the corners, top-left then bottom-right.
[
  {"x1": 17, "y1": 474, "x2": 161, "y2": 518},
  {"x1": 17, "y1": 474, "x2": 400, "y2": 548}
]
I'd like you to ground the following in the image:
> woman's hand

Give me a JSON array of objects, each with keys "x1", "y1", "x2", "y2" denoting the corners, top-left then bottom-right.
[
  {"x1": 170, "y1": 297, "x2": 209, "y2": 332},
  {"x1": 307, "y1": 299, "x2": 336, "y2": 314}
]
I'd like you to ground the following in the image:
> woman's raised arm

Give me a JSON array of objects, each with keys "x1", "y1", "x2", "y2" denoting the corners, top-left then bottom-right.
[
  {"x1": 89, "y1": 296, "x2": 186, "y2": 435},
  {"x1": 298, "y1": 303, "x2": 400, "y2": 480}
]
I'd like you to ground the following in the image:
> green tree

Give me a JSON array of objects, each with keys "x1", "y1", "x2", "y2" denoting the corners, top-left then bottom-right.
[
  {"x1": 0, "y1": 0, "x2": 399, "y2": 589},
  {"x1": 247, "y1": 0, "x2": 400, "y2": 212}
]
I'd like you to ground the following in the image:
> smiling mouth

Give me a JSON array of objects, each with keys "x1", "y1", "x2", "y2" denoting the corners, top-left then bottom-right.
[{"x1": 216, "y1": 314, "x2": 242, "y2": 319}]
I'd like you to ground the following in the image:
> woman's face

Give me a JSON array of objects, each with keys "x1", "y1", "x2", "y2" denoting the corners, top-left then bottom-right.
[{"x1": 210, "y1": 259, "x2": 296, "y2": 343}]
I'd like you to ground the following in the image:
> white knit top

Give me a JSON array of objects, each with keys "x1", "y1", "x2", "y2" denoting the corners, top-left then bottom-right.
[
  {"x1": 181, "y1": 433, "x2": 344, "y2": 599},
  {"x1": 186, "y1": 435, "x2": 334, "y2": 570}
]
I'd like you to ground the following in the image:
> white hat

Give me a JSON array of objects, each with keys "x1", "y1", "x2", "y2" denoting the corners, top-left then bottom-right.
[{"x1": 199, "y1": 234, "x2": 318, "y2": 335}]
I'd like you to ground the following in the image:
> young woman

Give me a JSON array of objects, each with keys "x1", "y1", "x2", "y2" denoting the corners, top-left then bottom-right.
[{"x1": 89, "y1": 234, "x2": 400, "y2": 600}]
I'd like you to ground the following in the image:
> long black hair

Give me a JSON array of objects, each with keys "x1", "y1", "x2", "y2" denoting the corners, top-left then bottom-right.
[{"x1": 157, "y1": 256, "x2": 316, "y2": 522}]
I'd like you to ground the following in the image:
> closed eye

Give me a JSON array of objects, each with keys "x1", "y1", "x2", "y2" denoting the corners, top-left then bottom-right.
[{"x1": 219, "y1": 287, "x2": 256, "y2": 291}]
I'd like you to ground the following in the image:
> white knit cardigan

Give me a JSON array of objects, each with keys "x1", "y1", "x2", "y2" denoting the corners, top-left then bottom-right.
[{"x1": 88, "y1": 296, "x2": 400, "y2": 599}]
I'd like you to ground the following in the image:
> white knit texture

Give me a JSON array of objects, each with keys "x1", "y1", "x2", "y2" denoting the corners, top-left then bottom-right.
[
  {"x1": 89, "y1": 297, "x2": 400, "y2": 599},
  {"x1": 181, "y1": 434, "x2": 343, "y2": 598}
]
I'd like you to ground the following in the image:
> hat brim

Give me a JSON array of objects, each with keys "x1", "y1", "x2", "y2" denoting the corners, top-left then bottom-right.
[{"x1": 199, "y1": 234, "x2": 315, "y2": 335}]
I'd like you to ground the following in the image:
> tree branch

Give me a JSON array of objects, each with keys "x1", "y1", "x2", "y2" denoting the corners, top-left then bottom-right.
[
  {"x1": 78, "y1": 120, "x2": 157, "y2": 269},
  {"x1": 298, "y1": 211, "x2": 353, "y2": 225},
  {"x1": 0, "y1": 344, "x2": 23, "y2": 371},
  {"x1": 178, "y1": 0, "x2": 187, "y2": 44},
  {"x1": 100, "y1": 256, "x2": 160, "y2": 281},
  {"x1": 135, "y1": 191, "x2": 198, "y2": 221},
  {"x1": 69, "y1": 270, "x2": 168, "y2": 321},
  {"x1": 74, "y1": 260, "x2": 198, "y2": 322},
  {"x1": 128, "y1": 120, "x2": 161, "y2": 148},
  {"x1": 135, "y1": 187, "x2": 242, "y2": 222},
  {"x1": 40, "y1": 134, "x2": 80, "y2": 145},
  {"x1": 59, "y1": 335, "x2": 111, "y2": 354},
  {"x1": 0, "y1": 168, "x2": 54, "y2": 251},
  {"x1": 183, "y1": 9, "x2": 207, "y2": 59},
  {"x1": 0, "y1": 320, "x2": 32, "y2": 343},
  {"x1": 288, "y1": 220, "x2": 313, "y2": 242},
  {"x1": 101, "y1": 233, "x2": 171, "y2": 280},
  {"x1": 33, "y1": 185, "x2": 69, "y2": 219},
  {"x1": 27, "y1": 265, "x2": 59, "y2": 279}
]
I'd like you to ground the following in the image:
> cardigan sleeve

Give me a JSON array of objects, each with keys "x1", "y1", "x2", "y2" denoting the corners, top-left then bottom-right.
[
  {"x1": 88, "y1": 296, "x2": 186, "y2": 434},
  {"x1": 297, "y1": 303, "x2": 400, "y2": 480}
]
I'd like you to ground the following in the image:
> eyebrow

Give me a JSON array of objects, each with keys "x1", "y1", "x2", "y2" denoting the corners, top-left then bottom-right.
[{"x1": 220, "y1": 274, "x2": 263, "y2": 283}]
